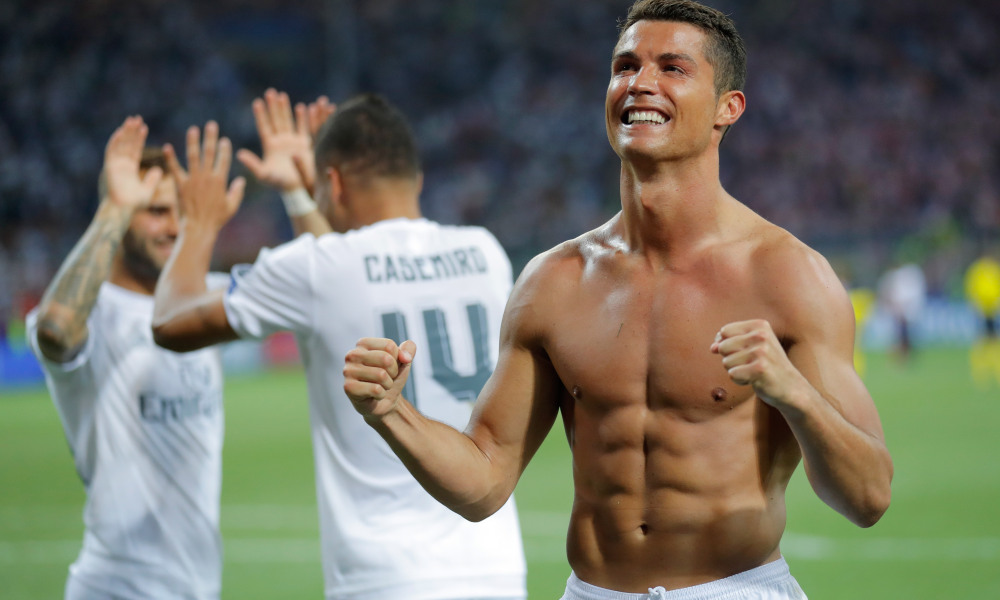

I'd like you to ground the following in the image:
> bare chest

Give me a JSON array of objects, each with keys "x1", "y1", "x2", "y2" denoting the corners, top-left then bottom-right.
[{"x1": 546, "y1": 265, "x2": 776, "y2": 415}]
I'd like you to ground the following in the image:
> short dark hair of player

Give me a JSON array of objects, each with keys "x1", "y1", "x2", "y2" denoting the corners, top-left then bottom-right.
[
  {"x1": 618, "y1": 0, "x2": 746, "y2": 97},
  {"x1": 97, "y1": 146, "x2": 170, "y2": 201},
  {"x1": 314, "y1": 93, "x2": 422, "y2": 181}
]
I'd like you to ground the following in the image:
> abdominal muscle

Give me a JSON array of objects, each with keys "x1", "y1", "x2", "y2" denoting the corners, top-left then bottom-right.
[{"x1": 563, "y1": 400, "x2": 795, "y2": 593}]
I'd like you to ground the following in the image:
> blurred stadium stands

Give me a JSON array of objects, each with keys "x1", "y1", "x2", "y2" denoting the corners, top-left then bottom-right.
[{"x1": 2, "y1": 0, "x2": 998, "y2": 385}]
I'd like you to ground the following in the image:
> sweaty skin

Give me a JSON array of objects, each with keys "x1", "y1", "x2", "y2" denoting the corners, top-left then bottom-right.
[
  {"x1": 344, "y1": 17, "x2": 890, "y2": 594},
  {"x1": 527, "y1": 210, "x2": 805, "y2": 589}
]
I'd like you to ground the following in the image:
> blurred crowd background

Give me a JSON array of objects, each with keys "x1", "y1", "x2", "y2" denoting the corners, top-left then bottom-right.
[{"x1": 1, "y1": 0, "x2": 999, "y2": 352}]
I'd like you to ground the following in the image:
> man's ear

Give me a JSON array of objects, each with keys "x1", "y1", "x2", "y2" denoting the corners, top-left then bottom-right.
[
  {"x1": 327, "y1": 166, "x2": 343, "y2": 207},
  {"x1": 716, "y1": 89, "x2": 746, "y2": 129}
]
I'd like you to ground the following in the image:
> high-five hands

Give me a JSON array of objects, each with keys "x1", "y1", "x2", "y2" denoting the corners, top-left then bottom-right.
[
  {"x1": 164, "y1": 121, "x2": 246, "y2": 232},
  {"x1": 343, "y1": 338, "x2": 417, "y2": 420},
  {"x1": 102, "y1": 116, "x2": 163, "y2": 209},
  {"x1": 237, "y1": 88, "x2": 336, "y2": 196}
]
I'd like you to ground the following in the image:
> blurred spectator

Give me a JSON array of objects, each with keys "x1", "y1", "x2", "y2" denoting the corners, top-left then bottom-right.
[{"x1": 878, "y1": 262, "x2": 928, "y2": 363}]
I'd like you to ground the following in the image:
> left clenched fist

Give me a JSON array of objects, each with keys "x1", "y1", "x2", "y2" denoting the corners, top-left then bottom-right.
[{"x1": 710, "y1": 319, "x2": 806, "y2": 409}]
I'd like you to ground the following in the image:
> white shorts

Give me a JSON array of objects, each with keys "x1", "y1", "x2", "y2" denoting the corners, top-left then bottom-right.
[{"x1": 558, "y1": 558, "x2": 807, "y2": 600}]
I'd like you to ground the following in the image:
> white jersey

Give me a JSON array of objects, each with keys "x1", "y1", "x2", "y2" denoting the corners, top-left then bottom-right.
[
  {"x1": 27, "y1": 282, "x2": 225, "y2": 600},
  {"x1": 223, "y1": 217, "x2": 526, "y2": 600}
]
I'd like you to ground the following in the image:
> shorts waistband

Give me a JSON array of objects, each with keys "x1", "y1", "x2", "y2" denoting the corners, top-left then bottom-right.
[{"x1": 565, "y1": 558, "x2": 794, "y2": 600}]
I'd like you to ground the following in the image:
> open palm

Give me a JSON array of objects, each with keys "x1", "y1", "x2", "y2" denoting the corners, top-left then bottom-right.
[
  {"x1": 237, "y1": 88, "x2": 312, "y2": 192},
  {"x1": 103, "y1": 116, "x2": 162, "y2": 209}
]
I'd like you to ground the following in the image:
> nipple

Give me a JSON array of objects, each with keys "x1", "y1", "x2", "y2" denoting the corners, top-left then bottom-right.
[{"x1": 711, "y1": 387, "x2": 728, "y2": 402}]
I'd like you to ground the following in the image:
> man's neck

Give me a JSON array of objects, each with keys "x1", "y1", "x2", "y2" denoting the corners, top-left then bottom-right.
[
  {"x1": 109, "y1": 257, "x2": 156, "y2": 296},
  {"x1": 346, "y1": 179, "x2": 423, "y2": 229},
  {"x1": 618, "y1": 152, "x2": 731, "y2": 258}
]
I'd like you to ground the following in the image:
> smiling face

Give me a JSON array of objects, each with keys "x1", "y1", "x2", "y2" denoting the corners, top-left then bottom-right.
[
  {"x1": 120, "y1": 173, "x2": 179, "y2": 284},
  {"x1": 606, "y1": 20, "x2": 740, "y2": 166}
]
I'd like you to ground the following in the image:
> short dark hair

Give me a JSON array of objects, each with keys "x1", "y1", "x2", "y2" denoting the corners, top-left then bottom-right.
[
  {"x1": 618, "y1": 0, "x2": 746, "y2": 96},
  {"x1": 97, "y1": 146, "x2": 169, "y2": 200},
  {"x1": 313, "y1": 93, "x2": 421, "y2": 180},
  {"x1": 139, "y1": 146, "x2": 168, "y2": 172}
]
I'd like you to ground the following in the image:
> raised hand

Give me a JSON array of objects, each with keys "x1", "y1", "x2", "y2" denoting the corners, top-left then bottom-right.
[
  {"x1": 164, "y1": 121, "x2": 245, "y2": 233},
  {"x1": 304, "y1": 95, "x2": 336, "y2": 138},
  {"x1": 710, "y1": 319, "x2": 808, "y2": 410},
  {"x1": 291, "y1": 95, "x2": 337, "y2": 195},
  {"x1": 103, "y1": 116, "x2": 163, "y2": 209},
  {"x1": 343, "y1": 338, "x2": 417, "y2": 420},
  {"x1": 237, "y1": 88, "x2": 315, "y2": 193}
]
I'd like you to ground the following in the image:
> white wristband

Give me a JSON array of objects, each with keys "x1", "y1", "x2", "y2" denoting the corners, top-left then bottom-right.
[{"x1": 280, "y1": 188, "x2": 318, "y2": 217}]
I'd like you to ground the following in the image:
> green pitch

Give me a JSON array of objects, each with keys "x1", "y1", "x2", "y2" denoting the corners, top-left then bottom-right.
[{"x1": 1, "y1": 347, "x2": 998, "y2": 599}]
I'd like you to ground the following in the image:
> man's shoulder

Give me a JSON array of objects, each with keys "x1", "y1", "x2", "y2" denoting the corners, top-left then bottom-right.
[
  {"x1": 513, "y1": 222, "x2": 617, "y2": 297},
  {"x1": 750, "y1": 224, "x2": 835, "y2": 287},
  {"x1": 746, "y1": 223, "x2": 850, "y2": 329}
]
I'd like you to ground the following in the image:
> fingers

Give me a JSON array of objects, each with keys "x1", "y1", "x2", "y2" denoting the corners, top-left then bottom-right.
[
  {"x1": 105, "y1": 115, "x2": 148, "y2": 161},
  {"x1": 250, "y1": 97, "x2": 272, "y2": 140},
  {"x1": 294, "y1": 102, "x2": 310, "y2": 138},
  {"x1": 173, "y1": 121, "x2": 242, "y2": 228},
  {"x1": 347, "y1": 337, "x2": 404, "y2": 372},
  {"x1": 235, "y1": 148, "x2": 265, "y2": 178},
  {"x1": 252, "y1": 88, "x2": 297, "y2": 141},
  {"x1": 227, "y1": 176, "x2": 247, "y2": 212},
  {"x1": 185, "y1": 125, "x2": 201, "y2": 174},
  {"x1": 162, "y1": 143, "x2": 188, "y2": 184},
  {"x1": 711, "y1": 319, "x2": 785, "y2": 389},
  {"x1": 181, "y1": 121, "x2": 234, "y2": 174},
  {"x1": 343, "y1": 337, "x2": 419, "y2": 415},
  {"x1": 275, "y1": 89, "x2": 294, "y2": 131},
  {"x1": 343, "y1": 337, "x2": 415, "y2": 380},
  {"x1": 215, "y1": 135, "x2": 233, "y2": 176},
  {"x1": 399, "y1": 340, "x2": 417, "y2": 364},
  {"x1": 710, "y1": 319, "x2": 768, "y2": 353},
  {"x1": 202, "y1": 121, "x2": 219, "y2": 172},
  {"x1": 140, "y1": 166, "x2": 164, "y2": 196},
  {"x1": 344, "y1": 340, "x2": 401, "y2": 396},
  {"x1": 291, "y1": 154, "x2": 315, "y2": 196},
  {"x1": 307, "y1": 96, "x2": 335, "y2": 137}
]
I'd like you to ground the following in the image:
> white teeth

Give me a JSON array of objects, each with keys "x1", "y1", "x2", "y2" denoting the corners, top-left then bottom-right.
[{"x1": 627, "y1": 110, "x2": 666, "y2": 124}]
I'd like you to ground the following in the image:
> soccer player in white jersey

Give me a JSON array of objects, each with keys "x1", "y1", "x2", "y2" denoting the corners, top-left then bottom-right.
[
  {"x1": 26, "y1": 116, "x2": 227, "y2": 599},
  {"x1": 152, "y1": 94, "x2": 527, "y2": 600}
]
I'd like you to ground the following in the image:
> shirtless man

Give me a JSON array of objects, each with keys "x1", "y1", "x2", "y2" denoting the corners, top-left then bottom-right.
[{"x1": 343, "y1": 1, "x2": 893, "y2": 598}]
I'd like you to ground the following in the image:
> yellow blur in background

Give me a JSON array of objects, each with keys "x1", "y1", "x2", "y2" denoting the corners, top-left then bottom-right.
[
  {"x1": 850, "y1": 288, "x2": 876, "y2": 376},
  {"x1": 964, "y1": 256, "x2": 1000, "y2": 388}
]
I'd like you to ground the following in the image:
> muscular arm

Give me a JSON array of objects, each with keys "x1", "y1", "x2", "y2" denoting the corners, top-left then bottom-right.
[
  {"x1": 34, "y1": 202, "x2": 134, "y2": 362},
  {"x1": 713, "y1": 249, "x2": 893, "y2": 527},
  {"x1": 34, "y1": 116, "x2": 161, "y2": 362},
  {"x1": 152, "y1": 122, "x2": 244, "y2": 352},
  {"x1": 344, "y1": 255, "x2": 563, "y2": 520}
]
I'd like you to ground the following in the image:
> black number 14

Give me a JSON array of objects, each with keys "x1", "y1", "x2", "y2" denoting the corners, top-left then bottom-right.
[{"x1": 380, "y1": 303, "x2": 492, "y2": 406}]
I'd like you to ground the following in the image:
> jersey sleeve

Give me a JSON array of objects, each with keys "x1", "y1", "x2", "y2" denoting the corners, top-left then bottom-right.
[
  {"x1": 25, "y1": 306, "x2": 100, "y2": 460},
  {"x1": 24, "y1": 307, "x2": 97, "y2": 377},
  {"x1": 222, "y1": 235, "x2": 318, "y2": 340},
  {"x1": 206, "y1": 271, "x2": 232, "y2": 292}
]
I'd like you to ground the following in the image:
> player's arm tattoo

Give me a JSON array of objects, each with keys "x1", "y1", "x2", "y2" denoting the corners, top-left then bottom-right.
[{"x1": 35, "y1": 203, "x2": 133, "y2": 362}]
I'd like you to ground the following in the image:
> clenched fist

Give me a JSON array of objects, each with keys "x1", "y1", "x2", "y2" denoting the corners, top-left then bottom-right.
[{"x1": 343, "y1": 337, "x2": 417, "y2": 420}]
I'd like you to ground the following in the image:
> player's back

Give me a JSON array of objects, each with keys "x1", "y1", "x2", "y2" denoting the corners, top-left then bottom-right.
[
  {"x1": 307, "y1": 217, "x2": 512, "y2": 429},
  {"x1": 269, "y1": 217, "x2": 525, "y2": 600}
]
